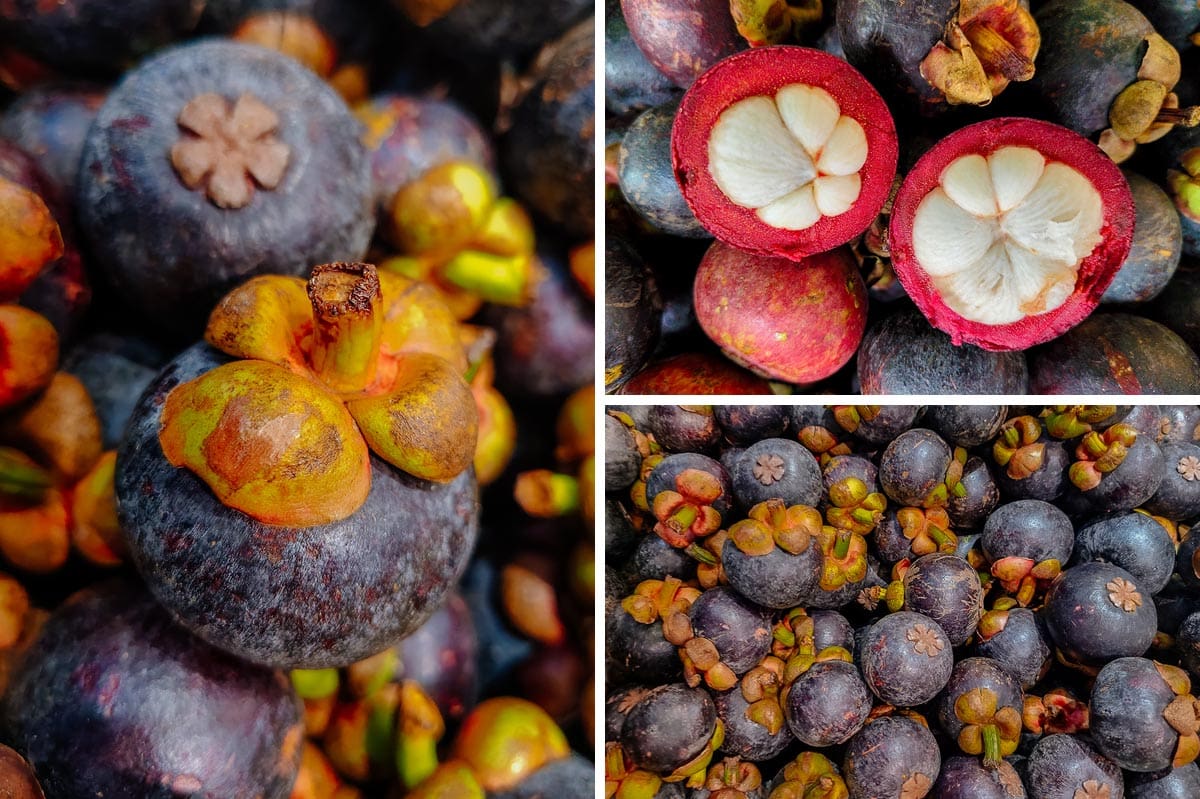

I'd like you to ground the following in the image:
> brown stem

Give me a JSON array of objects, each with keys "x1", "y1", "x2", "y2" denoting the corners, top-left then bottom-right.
[
  {"x1": 1156, "y1": 105, "x2": 1200, "y2": 127},
  {"x1": 307, "y1": 262, "x2": 383, "y2": 394}
]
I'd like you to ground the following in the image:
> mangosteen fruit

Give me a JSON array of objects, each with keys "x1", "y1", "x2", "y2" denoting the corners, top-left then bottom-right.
[
  {"x1": 0, "y1": 0, "x2": 205, "y2": 78},
  {"x1": 889, "y1": 117, "x2": 1135, "y2": 351},
  {"x1": 605, "y1": 0, "x2": 680, "y2": 117},
  {"x1": 859, "y1": 611, "x2": 954, "y2": 708},
  {"x1": 619, "y1": 0, "x2": 743, "y2": 89},
  {"x1": 1030, "y1": 313, "x2": 1200, "y2": 394},
  {"x1": 78, "y1": 40, "x2": 374, "y2": 336},
  {"x1": 842, "y1": 715, "x2": 941, "y2": 799},
  {"x1": 1102, "y1": 171, "x2": 1183, "y2": 303},
  {"x1": 1025, "y1": 733, "x2": 1123, "y2": 799},
  {"x1": 692, "y1": 241, "x2": 867, "y2": 385},
  {"x1": 0, "y1": 82, "x2": 105, "y2": 200},
  {"x1": 1, "y1": 580, "x2": 303, "y2": 798},
  {"x1": 1043, "y1": 562, "x2": 1158, "y2": 666},
  {"x1": 856, "y1": 309, "x2": 1029, "y2": 394},
  {"x1": 1089, "y1": 657, "x2": 1200, "y2": 772},
  {"x1": 117, "y1": 264, "x2": 480, "y2": 668},
  {"x1": 671, "y1": 46, "x2": 898, "y2": 259},
  {"x1": 837, "y1": 0, "x2": 1039, "y2": 115},
  {"x1": 783, "y1": 660, "x2": 873, "y2": 748},
  {"x1": 501, "y1": 18, "x2": 594, "y2": 238},
  {"x1": 618, "y1": 100, "x2": 708, "y2": 237},
  {"x1": 620, "y1": 352, "x2": 774, "y2": 395}
]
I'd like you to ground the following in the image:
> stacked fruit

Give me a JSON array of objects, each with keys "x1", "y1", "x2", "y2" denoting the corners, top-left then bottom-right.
[
  {"x1": 607, "y1": 0, "x2": 1200, "y2": 394},
  {"x1": 0, "y1": 0, "x2": 593, "y2": 795},
  {"x1": 606, "y1": 405, "x2": 1200, "y2": 798}
]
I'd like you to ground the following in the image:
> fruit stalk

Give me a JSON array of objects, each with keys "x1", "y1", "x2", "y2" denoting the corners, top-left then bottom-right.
[{"x1": 307, "y1": 262, "x2": 384, "y2": 394}]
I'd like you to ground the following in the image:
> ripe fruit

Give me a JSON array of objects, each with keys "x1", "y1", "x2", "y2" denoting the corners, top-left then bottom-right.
[
  {"x1": 672, "y1": 46, "x2": 898, "y2": 259},
  {"x1": 889, "y1": 117, "x2": 1135, "y2": 351}
]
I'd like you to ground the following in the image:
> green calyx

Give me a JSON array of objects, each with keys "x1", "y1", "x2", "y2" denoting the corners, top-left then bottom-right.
[
  {"x1": 825, "y1": 477, "x2": 887, "y2": 534},
  {"x1": 993, "y1": 416, "x2": 1045, "y2": 480},
  {"x1": 0, "y1": 447, "x2": 52, "y2": 504},
  {"x1": 1040, "y1": 405, "x2": 1118, "y2": 439}
]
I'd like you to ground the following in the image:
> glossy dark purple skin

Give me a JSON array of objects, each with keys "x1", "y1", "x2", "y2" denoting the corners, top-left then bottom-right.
[
  {"x1": 606, "y1": 606, "x2": 681, "y2": 688},
  {"x1": 1145, "y1": 442, "x2": 1200, "y2": 520},
  {"x1": 1177, "y1": 536, "x2": 1200, "y2": 593},
  {"x1": 936, "y1": 657, "x2": 1023, "y2": 747},
  {"x1": 843, "y1": 716, "x2": 941, "y2": 799},
  {"x1": 689, "y1": 587, "x2": 772, "y2": 675},
  {"x1": 1129, "y1": 763, "x2": 1200, "y2": 799},
  {"x1": 413, "y1": 0, "x2": 591, "y2": 59},
  {"x1": 713, "y1": 685, "x2": 794, "y2": 761},
  {"x1": 946, "y1": 457, "x2": 1000, "y2": 530},
  {"x1": 1178, "y1": 612, "x2": 1200, "y2": 678},
  {"x1": 0, "y1": 82, "x2": 104, "y2": 199},
  {"x1": 501, "y1": 18, "x2": 593, "y2": 238},
  {"x1": 394, "y1": 592, "x2": 478, "y2": 725},
  {"x1": 1125, "y1": 405, "x2": 1200, "y2": 445},
  {"x1": 981, "y1": 500, "x2": 1074, "y2": 565},
  {"x1": 811, "y1": 610, "x2": 855, "y2": 652},
  {"x1": 646, "y1": 405, "x2": 720, "y2": 453},
  {"x1": 721, "y1": 534, "x2": 822, "y2": 609},
  {"x1": 730, "y1": 438, "x2": 822, "y2": 510},
  {"x1": 487, "y1": 250, "x2": 595, "y2": 398},
  {"x1": 1028, "y1": 313, "x2": 1200, "y2": 394},
  {"x1": 1, "y1": 581, "x2": 302, "y2": 799},
  {"x1": 923, "y1": 405, "x2": 1007, "y2": 448},
  {"x1": 1044, "y1": 562, "x2": 1158, "y2": 666},
  {"x1": 0, "y1": 0, "x2": 204, "y2": 76},
  {"x1": 606, "y1": 236, "x2": 662, "y2": 394},
  {"x1": 1074, "y1": 512, "x2": 1176, "y2": 595},
  {"x1": 1025, "y1": 734, "x2": 1123, "y2": 799},
  {"x1": 1090, "y1": 657, "x2": 1182, "y2": 772},
  {"x1": 784, "y1": 660, "x2": 872, "y2": 748},
  {"x1": 715, "y1": 406, "x2": 791, "y2": 447},
  {"x1": 1061, "y1": 435, "x2": 1164, "y2": 516},
  {"x1": 62, "y1": 332, "x2": 168, "y2": 450},
  {"x1": 355, "y1": 94, "x2": 494, "y2": 215},
  {"x1": 78, "y1": 40, "x2": 374, "y2": 336},
  {"x1": 860, "y1": 611, "x2": 953, "y2": 707},
  {"x1": 856, "y1": 309, "x2": 1029, "y2": 395},
  {"x1": 622, "y1": 683, "x2": 717, "y2": 774},
  {"x1": 932, "y1": 756, "x2": 1026, "y2": 799},
  {"x1": 879, "y1": 428, "x2": 952, "y2": 507},
  {"x1": 605, "y1": 0, "x2": 680, "y2": 118},
  {"x1": 618, "y1": 100, "x2": 707, "y2": 238},
  {"x1": 116, "y1": 344, "x2": 480, "y2": 669},
  {"x1": 1148, "y1": 267, "x2": 1200, "y2": 355},
  {"x1": 646, "y1": 452, "x2": 734, "y2": 518},
  {"x1": 606, "y1": 416, "x2": 641, "y2": 491},
  {"x1": 902, "y1": 553, "x2": 983, "y2": 646},
  {"x1": 1102, "y1": 172, "x2": 1183, "y2": 304},
  {"x1": 975, "y1": 607, "x2": 1051, "y2": 689},
  {"x1": 633, "y1": 531, "x2": 696, "y2": 581}
]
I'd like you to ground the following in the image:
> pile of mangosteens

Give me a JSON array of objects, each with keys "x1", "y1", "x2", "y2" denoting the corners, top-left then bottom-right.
[
  {"x1": 606, "y1": 404, "x2": 1200, "y2": 799},
  {"x1": 0, "y1": 0, "x2": 594, "y2": 796},
  {"x1": 607, "y1": 0, "x2": 1200, "y2": 394}
]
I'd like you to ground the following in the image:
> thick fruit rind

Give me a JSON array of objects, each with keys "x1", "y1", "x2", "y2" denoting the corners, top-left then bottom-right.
[
  {"x1": 672, "y1": 46, "x2": 898, "y2": 259},
  {"x1": 890, "y1": 117, "x2": 1135, "y2": 351}
]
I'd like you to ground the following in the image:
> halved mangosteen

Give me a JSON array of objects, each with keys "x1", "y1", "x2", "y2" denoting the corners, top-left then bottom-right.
[
  {"x1": 890, "y1": 117, "x2": 1135, "y2": 351},
  {"x1": 671, "y1": 46, "x2": 898, "y2": 259}
]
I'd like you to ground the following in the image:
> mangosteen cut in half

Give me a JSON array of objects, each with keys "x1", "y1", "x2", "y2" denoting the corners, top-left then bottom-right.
[
  {"x1": 672, "y1": 46, "x2": 898, "y2": 259},
  {"x1": 890, "y1": 117, "x2": 1135, "y2": 351}
]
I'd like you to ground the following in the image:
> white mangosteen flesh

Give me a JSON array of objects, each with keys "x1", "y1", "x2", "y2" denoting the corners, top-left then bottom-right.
[
  {"x1": 706, "y1": 85, "x2": 867, "y2": 231},
  {"x1": 911, "y1": 146, "x2": 1103, "y2": 326}
]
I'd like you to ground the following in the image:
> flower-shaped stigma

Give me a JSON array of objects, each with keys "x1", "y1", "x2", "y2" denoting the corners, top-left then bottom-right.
[
  {"x1": 1074, "y1": 779, "x2": 1111, "y2": 799},
  {"x1": 899, "y1": 773, "x2": 932, "y2": 799},
  {"x1": 1179, "y1": 455, "x2": 1200, "y2": 482},
  {"x1": 159, "y1": 263, "x2": 478, "y2": 527},
  {"x1": 1106, "y1": 577, "x2": 1142, "y2": 612},
  {"x1": 171, "y1": 92, "x2": 291, "y2": 209},
  {"x1": 752, "y1": 453, "x2": 786, "y2": 485},
  {"x1": 906, "y1": 623, "x2": 945, "y2": 657}
]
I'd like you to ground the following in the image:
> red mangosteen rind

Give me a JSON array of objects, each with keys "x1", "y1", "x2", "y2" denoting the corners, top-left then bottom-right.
[
  {"x1": 671, "y1": 46, "x2": 899, "y2": 260},
  {"x1": 693, "y1": 241, "x2": 867, "y2": 384},
  {"x1": 890, "y1": 117, "x2": 1135, "y2": 352}
]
